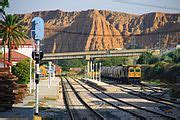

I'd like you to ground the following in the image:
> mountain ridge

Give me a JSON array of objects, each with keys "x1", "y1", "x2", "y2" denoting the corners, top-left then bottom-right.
[{"x1": 19, "y1": 9, "x2": 180, "y2": 53}]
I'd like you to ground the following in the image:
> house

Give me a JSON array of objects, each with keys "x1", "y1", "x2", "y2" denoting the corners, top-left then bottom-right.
[
  {"x1": 54, "y1": 64, "x2": 62, "y2": 76},
  {"x1": 5, "y1": 51, "x2": 29, "y2": 65},
  {"x1": 0, "y1": 39, "x2": 35, "y2": 67}
]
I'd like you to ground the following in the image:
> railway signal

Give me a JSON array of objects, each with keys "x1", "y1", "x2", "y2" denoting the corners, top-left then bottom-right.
[{"x1": 31, "y1": 17, "x2": 44, "y2": 119}]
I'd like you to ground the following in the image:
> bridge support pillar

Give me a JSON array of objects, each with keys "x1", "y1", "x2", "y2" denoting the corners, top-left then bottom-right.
[
  {"x1": 87, "y1": 61, "x2": 90, "y2": 73},
  {"x1": 85, "y1": 55, "x2": 95, "y2": 79}
]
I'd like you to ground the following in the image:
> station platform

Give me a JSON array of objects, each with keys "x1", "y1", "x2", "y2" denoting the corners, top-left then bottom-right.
[{"x1": 0, "y1": 77, "x2": 65, "y2": 119}]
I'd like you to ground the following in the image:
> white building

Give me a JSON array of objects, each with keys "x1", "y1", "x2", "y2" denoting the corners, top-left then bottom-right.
[
  {"x1": 176, "y1": 42, "x2": 180, "y2": 49},
  {"x1": 0, "y1": 39, "x2": 35, "y2": 67}
]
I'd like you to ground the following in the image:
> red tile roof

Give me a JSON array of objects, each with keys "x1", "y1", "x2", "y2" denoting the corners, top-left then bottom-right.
[{"x1": 4, "y1": 51, "x2": 29, "y2": 62}]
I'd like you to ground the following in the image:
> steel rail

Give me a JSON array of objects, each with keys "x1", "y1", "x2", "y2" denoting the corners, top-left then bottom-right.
[{"x1": 60, "y1": 77, "x2": 74, "y2": 120}]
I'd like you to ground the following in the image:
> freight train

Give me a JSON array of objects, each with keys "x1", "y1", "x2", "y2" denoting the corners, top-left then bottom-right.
[{"x1": 101, "y1": 66, "x2": 141, "y2": 84}]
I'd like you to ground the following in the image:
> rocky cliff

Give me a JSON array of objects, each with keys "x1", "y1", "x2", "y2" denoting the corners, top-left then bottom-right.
[{"x1": 19, "y1": 9, "x2": 180, "y2": 53}]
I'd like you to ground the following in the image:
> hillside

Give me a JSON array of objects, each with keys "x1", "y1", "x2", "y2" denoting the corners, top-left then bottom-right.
[{"x1": 19, "y1": 9, "x2": 180, "y2": 53}]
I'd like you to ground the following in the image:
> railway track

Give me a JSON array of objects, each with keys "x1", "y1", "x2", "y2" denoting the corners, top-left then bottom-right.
[
  {"x1": 106, "y1": 81, "x2": 180, "y2": 109},
  {"x1": 138, "y1": 83, "x2": 180, "y2": 105},
  {"x1": 71, "y1": 77, "x2": 176, "y2": 120},
  {"x1": 60, "y1": 77, "x2": 104, "y2": 120},
  {"x1": 140, "y1": 83, "x2": 167, "y2": 92},
  {"x1": 61, "y1": 77, "x2": 74, "y2": 120},
  {"x1": 66, "y1": 77, "x2": 144, "y2": 120}
]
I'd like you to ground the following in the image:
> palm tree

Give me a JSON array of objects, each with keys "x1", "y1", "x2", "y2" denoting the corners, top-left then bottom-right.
[
  {"x1": 0, "y1": 0, "x2": 9, "y2": 10},
  {"x1": 0, "y1": 14, "x2": 28, "y2": 66},
  {"x1": 0, "y1": 0, "x2": 9, "y2": 67}
]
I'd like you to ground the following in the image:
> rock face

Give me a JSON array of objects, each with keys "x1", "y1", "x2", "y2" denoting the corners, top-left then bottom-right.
[{"x1": 19, "y1": 9, "x2": 180, "y2": 53}]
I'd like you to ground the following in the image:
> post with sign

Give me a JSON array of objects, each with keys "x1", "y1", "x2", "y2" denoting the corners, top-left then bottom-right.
[{"x1": 31, "y1": 17, "x2": 44, "y2": 118}]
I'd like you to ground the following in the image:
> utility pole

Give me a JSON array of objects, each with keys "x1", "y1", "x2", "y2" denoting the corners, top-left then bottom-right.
[
  {"x1": 48, "y1": 61, "x2": 52, "y2": 88},
  {"x1": 92, "y1": 64, "x2": 94, "y2": 81},
  {"x1": 31, "y1": 17, "x2": 44, "y2": 119},
  {"x1": 33, "y1": 60, "x2": 36, "y2": 90},
  {"x1": 91, "y1": 61, "x2": 93, "y2": 79},
  {"x1": 84, "y1": 65, "x2": 87, "y2": 80},
  {"x1": 99, "y1": 63, "x2": 101, "y2": 82},
  {"x1": 29, "y1": 58, "x2": 32, "y2": 94},
  {"x1": 96, "y1": 63, "x2": 98, "y2": 81},
  {"x1": 53, "y1": 64, "x2": 55, "y2": 79}
]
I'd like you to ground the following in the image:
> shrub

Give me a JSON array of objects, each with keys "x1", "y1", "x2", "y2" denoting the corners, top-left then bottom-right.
[
  {"x1": 12, "y1": 59, "x2": 30, "y2": 84},
  {"x1": 149, "y1": 56, "x2": 160, "y2": 64},
  {"x1": 143, "y1": 62, "x2": 166, "y2": 80},
  {"x1": 143, "y1": 66, "x2": 153, "y2": 80},
  {"x1": 163, "y1": 64, "x2": 180, "y2": 83},
  {"x1": 153, "y1": 62, "x2": 165, "y2": 75}
]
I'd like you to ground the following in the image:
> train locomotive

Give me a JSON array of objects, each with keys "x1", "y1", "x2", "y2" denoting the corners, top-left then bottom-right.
[{"x1": 101, "y1": 66, "x2": 141, "y2": 84}]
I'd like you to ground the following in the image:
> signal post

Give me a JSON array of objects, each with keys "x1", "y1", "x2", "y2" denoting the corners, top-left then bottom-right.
[{"x1": 31, "y1": 17, "x2": 44, "y2": 120}]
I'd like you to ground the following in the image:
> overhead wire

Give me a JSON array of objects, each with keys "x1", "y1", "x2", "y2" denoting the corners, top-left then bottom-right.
[
  {"x1": 113, "y1": 0, "x2": 180, "y2": 11},
  {"x1": 44, "y1": 29, "x2": 180, "y2": 38}
]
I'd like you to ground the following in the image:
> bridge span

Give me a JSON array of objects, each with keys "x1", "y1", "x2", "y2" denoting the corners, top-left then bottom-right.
[{"x1": 42, "y1": 49, "x2": 160, "y2": 61}]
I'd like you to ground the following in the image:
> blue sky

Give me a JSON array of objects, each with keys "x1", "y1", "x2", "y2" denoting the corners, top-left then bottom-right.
[{"x1": 5, "y1": 0, "x2": 180, "y2": 15}]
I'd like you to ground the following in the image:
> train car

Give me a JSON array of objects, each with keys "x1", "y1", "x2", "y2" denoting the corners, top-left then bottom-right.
[
  {"x1": 128, "y1": 66, "x2": 141, "y2": 84},
  {"x1": 101, "y1": 65, "x2": 141, "y2": 84}
]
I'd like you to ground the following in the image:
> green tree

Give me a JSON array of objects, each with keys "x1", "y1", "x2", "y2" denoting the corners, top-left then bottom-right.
[
  {"x1": 161, "y1": 49, "x2": 180, "y2": 63},
  {"x1": 0, "y1": 14, "x2": 28, "y2": 65},
  {"x1": 12, "y1": 59, "x2": 30, "y2": 84},
  {"x1": 58, "y1": 59, "x2": 84, "y2": 71},
  {"x1": 137, "y1": 52, "x2": 153, "y2": 64},
  {"x1": 98, "y1": 59, "x2": 112, "y2": 66},
  {"x1": 95, "y1": 57, "x2": 128, "y2": 66}
]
